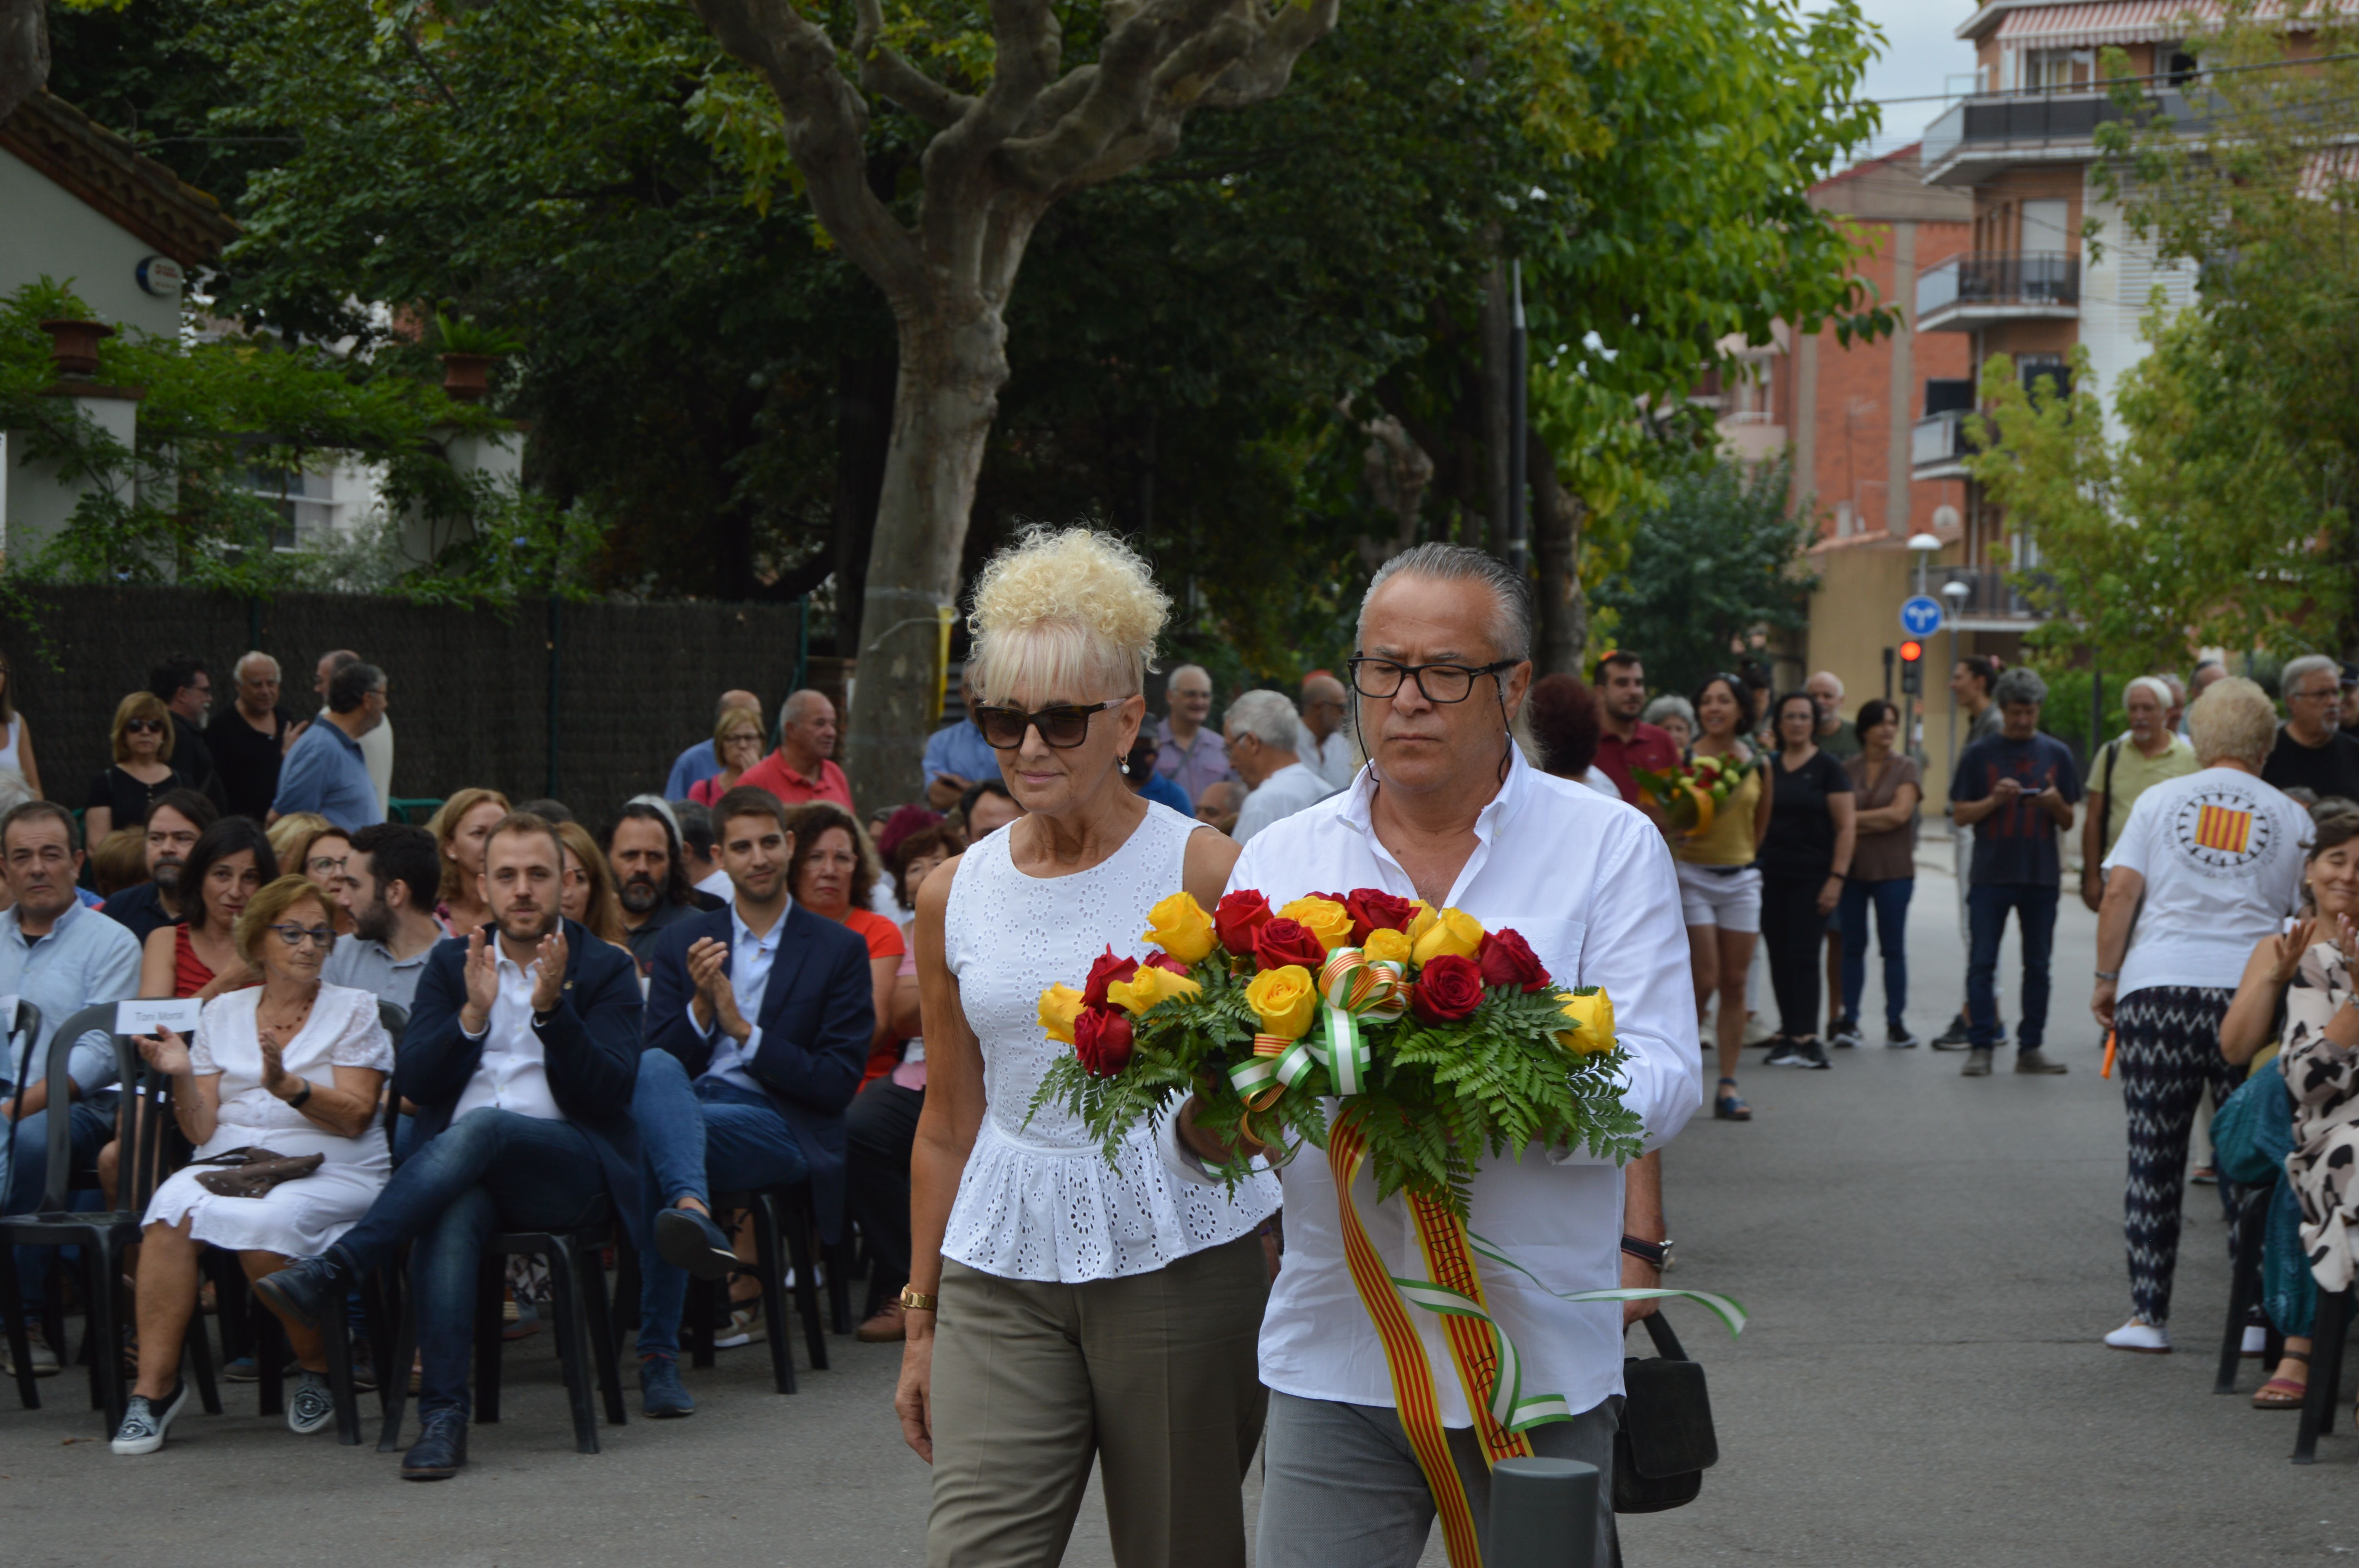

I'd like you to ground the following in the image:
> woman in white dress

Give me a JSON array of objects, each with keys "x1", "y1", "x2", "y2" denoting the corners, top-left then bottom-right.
[
  {"x1": 896, "y1": 528, "x2": 1281, "y2": 1568},
  {"x1": 111, "y1": 875, "x2": 394, "y2": 1455}
]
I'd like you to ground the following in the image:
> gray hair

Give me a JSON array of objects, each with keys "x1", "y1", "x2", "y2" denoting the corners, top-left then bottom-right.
[
  {"x1": 1358, "y1": 543, "x2": 1532, "y2": 664},
  {"x1": 1642, "y1": 694, "x2": 1696, "y2": 731},
  {"x1": 234, "y1": 650, "x2": 280, "y2": 682},
  {"x1": 1225, "y1": 689, "x2": 1301, "y2": 752},
  {"x1": 2123, "y1": 675, "x2": 2174, "y2": 711},
  {"x1": 2281, "y1": 653, "x2": 2341, "y2": 700},
  {"x1": 1992, "y1": 666, "x2": 2048, "y2": 708},
  {"x1": 781, "y1": 689, "x2": 831, "y2": 725},
  {"x1": 2188, "y1": 675, "x2": 2278, "y2": 767},
  {"x1": 1166, "y1": 663, "x2": 1212, "y2": 693}
]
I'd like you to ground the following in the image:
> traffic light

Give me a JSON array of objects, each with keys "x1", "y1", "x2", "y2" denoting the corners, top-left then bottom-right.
[{"x1": 1899, "y1": 639, "x2": 1924, "y2": 696}]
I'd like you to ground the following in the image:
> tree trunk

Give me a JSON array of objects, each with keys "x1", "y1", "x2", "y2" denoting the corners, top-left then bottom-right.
[
  {"x1": 1531, "y1": 423, "x2": 1587, "y2": 675},
  {"x1": 831, "y1": 350, "x2": 897, "y2": 655},
  {"x1": 843, "y1": 305, "x2": 1008, "y2": 811},
  {"x1": 0, "y1": 0, "x2": 46, "y2": 125},
  {"x1": 1481, "y1": 256, "x2": 1513, "y2": 559}
]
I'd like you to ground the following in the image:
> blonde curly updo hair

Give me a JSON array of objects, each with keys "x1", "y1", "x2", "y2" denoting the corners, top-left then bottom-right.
[{"x1": 967, "y1": 527, "x2": 1170, "y2": 703}]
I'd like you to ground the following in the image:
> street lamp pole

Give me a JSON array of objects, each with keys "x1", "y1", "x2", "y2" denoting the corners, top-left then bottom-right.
[{"x1": 1507, "y1": 260, "x2": 1528, "y2": 577}]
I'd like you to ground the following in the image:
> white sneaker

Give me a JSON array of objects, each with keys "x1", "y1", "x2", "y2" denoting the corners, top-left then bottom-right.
[
  {"x1": 2241, "y1": 1324, "x2": 2268, "y2": 1357},
  {"x1": 286, "y1": 1370, "x2": 336, "y2": 1435},
  {"x1": 2104, "y1": 1320, "x2": 2172, "y2": 1354},
  {"x1": 111, "y1": 1381, "x2": 191, "y2": 1455}
]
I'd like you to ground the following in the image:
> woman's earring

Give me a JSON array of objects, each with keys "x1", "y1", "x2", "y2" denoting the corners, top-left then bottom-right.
[{"x1": 1120, "y1": 758, "x2": 1130, "y2": 775}]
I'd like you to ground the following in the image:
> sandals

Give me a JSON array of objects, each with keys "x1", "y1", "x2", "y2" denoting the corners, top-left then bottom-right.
[
  {"x1": 1713, "y1": 1078, "x2": 1752, "y2": 1121},
  {"x1": 2254, "y1": 1350, "x2": 2310, "y2": 1409}
]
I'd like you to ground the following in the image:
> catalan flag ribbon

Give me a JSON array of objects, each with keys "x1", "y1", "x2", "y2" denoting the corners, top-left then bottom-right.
[{"x1": 2195, "y1": 804, "x2": 2253, "y2": 855}]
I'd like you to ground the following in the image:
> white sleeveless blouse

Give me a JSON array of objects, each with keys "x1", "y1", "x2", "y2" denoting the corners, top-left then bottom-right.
[{"x1": 940, "y1": 800, "x2": 1280, "y2": 1282}]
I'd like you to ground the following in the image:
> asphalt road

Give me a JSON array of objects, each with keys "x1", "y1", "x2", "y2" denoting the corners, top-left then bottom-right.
[{"x1": 6, "y1": 836, "x2": 2353, "y2": 1566}]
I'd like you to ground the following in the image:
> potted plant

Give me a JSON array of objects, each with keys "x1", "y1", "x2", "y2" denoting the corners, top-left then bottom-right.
[{"x1": 435, "y1": 312, "x2": 523, "y2": 403}]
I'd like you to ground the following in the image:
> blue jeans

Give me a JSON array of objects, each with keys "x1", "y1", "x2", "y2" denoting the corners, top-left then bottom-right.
[
  {"x1": 2, "y1": 1089, "x2": 114, "y2": 1318},
  {"x1": 631, "y1": 1050, "x2": 808, "y2": 1357},
  {"x1": 1966, "y1": 882, "x2": 2059, "y2": 1051},
  {"x1": 330, "y1": 1107, "x2": 608, "y2": 1421},
  {"x1": 1837, "y1": 877, "x2": 1914, "y2": 1029}
]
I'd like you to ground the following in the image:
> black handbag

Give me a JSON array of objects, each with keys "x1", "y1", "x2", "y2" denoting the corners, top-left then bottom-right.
[{"x1": 1613, "y1": 1310, "x2": 1718, "y2": 1514}]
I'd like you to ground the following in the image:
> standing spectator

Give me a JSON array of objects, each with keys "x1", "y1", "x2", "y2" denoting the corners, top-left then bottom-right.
[
  {"x1": 2343, "y1": 662, "x2": 2359, "y2": 738},
  {"x1": 2263, "y1": 653, "x2": 2359, "y2": 804},
  {"x1": 1525, "y1": 673, "x2": 1619, "y2": 798},
  {"x1": 1835, "y1": 699, "x2": 1921, "y2": 1048},
  {"x1": 0, "y1": 650, "x2": 44, "y2": 799},
  {"x1": 138, "y1": 818, "x2": 275, "y2": 1003},
  {"x1": 1757, "y1": 691, "x2": 1856, "y2": 1071},
  {"x1": 1951, "y1": 666, "x2": 2081, "y2": 1077},
  {"x1": 739, "y1": 690, "x2": 854, "y2": 811},
  {"x1": 2159, "y1": 671, "x2": 2190, "y2": 737},
  {"x1": 957, "y1": 779, "x2": 1022, "y2": 842},
  {"x1": 1807, "y1": 670, "x2": 1861, "y2": 760},
  {"x1": 687, "y1": 706, "x2": 766, "y2": 807},
  {"x1": 207, "y1": 652, "x2": 305, "y2": 822},
  {"x1": 1298, "y1": 672, "x2": 1356, "y2": 791},
  {"x1": 1122, "y1": 735, "x2": 1193, "y2": 816},
  {"x1": 1934, "y1": 654, "x2": 2006, "y2": 1050},
  {"x1": 1643, "y1": 694, "x2": 1696, "y2": 751},
  {"x1": 271, "y1": 661, "x2": 387, "y2": 831},
  {"x1": 426, "y1": 788, "x2": 511, "y2": 938},
  {"x1": 666, "y1": 689, "x2": 762, "y2": 800},
  {"x1": 1592, "y1": 650, "x2": 1679, "y2": 815},
  {"x1": 671, "y1": 800, "x2": 732, "y2": 902},
  {"x1": 2092, "y1": 676, "x2": 2310, "y2": 1352},
  {"x1": 922, "y1": 673, "x2": 1000, "y2": 812},
  {"x1": 314, "y1": 650, "x2": 393, "y2": 817},
  {"x1": 1225, "y1": 690, "x2": 1336, "y2": 845},
  {"x1": 1677, "y1": 675, "x2": 1770, "y2": 1120},
  {"x1": 1153, "y1": 663, "x2": 1238, "y2": 807},
  {"x1": 99, "y1": 790, "x2": 218, "y2": 944},
  {"x1": 2080, "y1": 676, "x2": 2197, "y2": 913},
  {"x1": 1194, "y1": 779, "x2": 1242, "y2": 835},
  {"x1": 553, "y1": 820, "x2": 629, "y2": 947},
  {"x1": 0, "y1": 801, "x2": 142, "y2": 1378},
  {"x1": 149, "y1": 654, "x2": 227, "y2": 811},
  {"x1": 85, "y1": 693, "x2": 196, "y2": 844},
  {"x1": 2186, "y1": 659, "x2": 2228, "y2": 729},
  {"x1": 324, "y1": 823, "x2": 444, "y2": 1012},
  {"x1": 604, "y1": 801, "x2": 702, "y2": 973}
]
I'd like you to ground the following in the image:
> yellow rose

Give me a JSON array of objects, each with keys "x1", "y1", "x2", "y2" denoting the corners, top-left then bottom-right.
[
  {"x1": 1141, "y1": 891, "x2": 1217, "y2": 964},
  {"x1": 1363, "y1": 927, "x2": 1414, "y2": 965},
  {"x1": 1279, "y1": 897, "x2": 1354, "y2": 952},
  {"x1": 1038, "y1": 984, "x2": 1086, "y2": 1044},
  {"x1": 1243, "y1": 964, "x2": 1319, "y2": 1041},
  {"x1": 1107, "y1": 964, "x2": 1204, "y2": 1016},
  {"x1": 1554, "y1": 988, "x2": 1617, "y2": 1056},
  {"x1": 1404, "y1": 900, "x2": 1437, "y2": 946},
  {"x1": 1410, "y1": 906, "x2": 1485, "y2": 965}
]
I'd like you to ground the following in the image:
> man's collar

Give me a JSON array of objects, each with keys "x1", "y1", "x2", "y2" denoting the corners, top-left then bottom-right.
[
  {"x1": 4, "y1": 898, "x2": 79, "y2": 945},
  {"x1": 731, "y1": 898, "x2": 789, "y2": 946},
  {"x1": 1339, "y1": 740, "x2": 1524, "y2": 838}
]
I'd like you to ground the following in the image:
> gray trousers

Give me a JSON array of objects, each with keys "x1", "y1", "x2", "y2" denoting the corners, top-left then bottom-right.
[
  {"x1": 1255, "y1": 1389, "x2": 1622, "y2": 1568},
  {"x1": 925, "y1": 1230, "x2": 1270, "y2": 1568}
]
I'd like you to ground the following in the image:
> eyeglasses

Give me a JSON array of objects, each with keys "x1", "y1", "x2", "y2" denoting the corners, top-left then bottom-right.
[
  {"x1": 977, "y1": 701, "x2": 1122, "y2": 750},
  {"x1": 267, "y1": 924, "x2": 336, "y2": 949},
  {"x1": 305, "y1": 855, "x2": 348, "y2": 877},
  {"x1": 1346, "y1": 657, "x2": 1518, "y2": 704},
  {"x1": 124, "y1": 718, "x2": 165, "y2": 735}
]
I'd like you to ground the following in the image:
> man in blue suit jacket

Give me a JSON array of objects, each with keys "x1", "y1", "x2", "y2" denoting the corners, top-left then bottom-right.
[
  {"x1": 634, "y1": 786, "x2": 872, "y2": 1416},
  {"x1": 259, "y1": 813, "x2": 644, "y2": 1481}
]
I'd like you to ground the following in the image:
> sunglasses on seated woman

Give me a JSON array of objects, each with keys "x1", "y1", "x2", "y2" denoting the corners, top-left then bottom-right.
[{"x1": 976, "y1": 701, "x2": 1123, "y2": 750}]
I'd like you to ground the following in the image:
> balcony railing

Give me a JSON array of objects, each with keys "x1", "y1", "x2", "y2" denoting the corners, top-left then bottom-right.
[
  {"x1": 1941, "y1": 566, "x2": 2056, "y2": 624},
  {"x1": 1917, "y1": 252, "x2": 2080, "y2": 319},
  {"x1": 1913, "y1": 411, "x2": 1970, "y2": 470},
  {"x1": 1921, "y1": 89, "x2": 2202, "y2": 167}
]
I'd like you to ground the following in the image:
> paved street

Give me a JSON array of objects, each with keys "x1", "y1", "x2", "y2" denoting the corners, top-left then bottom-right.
[{"x1": 6, "y1": 837, "x2": 2355, "y2": 1566}]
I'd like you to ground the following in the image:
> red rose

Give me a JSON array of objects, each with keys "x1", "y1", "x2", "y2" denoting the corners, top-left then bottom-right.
[
  {"x1": 1074, "y1": 1006, "x2": 1136, "y2": 1076},
  {"x1": 1254, "y1": 918, "x2": 1329, "y2": 973},
  {"x1": 1083, "y1": 947, "x2": 1140, "y2": 1011},
  {"x1": 1141, "y1": 952, "x2": 1191, "y2": 977},
  {"x1": 1345, "y1": 888, "x2": 1421, "y2": 944},
  {"x1": 1476, "y1": 928, "x2": 1551, "y2": 993},
  {"x1": 1214, "y1": 890, "x2": 1273, "y2": 957},
  {"x1": 1410, "y1": 953, "x2": 1485, "y2": 1024},
  {"x1": 1307, "y1": 891, "x2": 1349, "y2": 907}
]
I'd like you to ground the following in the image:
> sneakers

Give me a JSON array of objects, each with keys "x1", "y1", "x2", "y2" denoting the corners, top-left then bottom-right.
[
  {"x1": 400, "y1": 1408, "x2": 470, "y2": 1479},
  {"x1": 2014, "y1": 1048, "x2": 2069, "y2": 1074},
  {"x1": 1790, "y1": 1038, "x2": 1832, "y2": 1070},
  {"x1": 655, "y1": 1206, "x2": 740, "y2": 1282},
  {"x1": 287, "y1": 1370, "x2": 337, "y2": 1436},
  {"x1": 111, "y1": 1381, "x2": 190, "y2": 1455},
  {"x1": 3, "y1": 1323, "x2": 60, "y2": 1378},
  {"x1": 1930, "y1": 1013, "x2": 1975, "y2": 1051},
  {"x1": 2191, "y1": 1165, "x2": 2220, "y2": 1187},
  {"x1": 2105, "y1": 1319, "x2": 2172, "y2": 1354},
  {"x1": 1961, "y1": 1047, "x2": 1994, "y2": 1077},
  {"x1": 222, "y1": 1355, "x2": 260, "y2": 1383},
  {"x1": 640, "y1": 1353, "x2": 696, "y2": 1419},
  {"x1": 1763, "y1": 1037, "x2": 1801, "y2": 1067},
  {"x1": 1828, "y1": 1020, "x2": 1865, "y2": 1049},
  {"x1": 1886, "y1": 1022, "x2": 1920, "y2": 1049},
  {"x1": 856, "y1": 1301, "x2": 908, "y2": 1345},
  {"x1": 713, "y1": 1302, "x2": 766, "y2": 1348}
]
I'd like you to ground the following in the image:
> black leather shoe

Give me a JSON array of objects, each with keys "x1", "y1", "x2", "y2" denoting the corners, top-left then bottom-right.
[
  {"x1": 640, "y1": 1353, "x2": 696, "y2": 1418},
  {"x1": 400, "y1": 1408, "x2": 469, "y2": 1480},
  {"x1": 655, "y1": 1206, "x2": 739, "y2": 1282},
  {"x1": 253, "y1": 1253, "x2": 343, "y2": 1332}
]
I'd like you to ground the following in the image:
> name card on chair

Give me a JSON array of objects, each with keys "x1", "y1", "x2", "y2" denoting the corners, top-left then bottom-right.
[{"x1": 118, "y1": 998, "x2": 203, "y2": 1036}]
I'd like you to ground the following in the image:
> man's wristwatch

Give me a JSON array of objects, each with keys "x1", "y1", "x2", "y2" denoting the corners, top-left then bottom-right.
[
  {"x1": 1619, "y1": 1234, "x2": 1672, "y2": 1270},
  {"x1": 2094, "y1": 969, "x2": 2120, "y2": 982},
  {"x1": 899, "y1": 1285, "x2": 938, "y2": 1312}
]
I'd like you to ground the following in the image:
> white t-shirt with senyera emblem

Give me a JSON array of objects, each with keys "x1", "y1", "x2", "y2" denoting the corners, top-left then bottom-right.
[{"x1": 2104, "y1": 766, "x2": 2313, "y2": 1001}]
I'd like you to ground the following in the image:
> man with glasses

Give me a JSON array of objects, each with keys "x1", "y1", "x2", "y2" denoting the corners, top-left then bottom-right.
[
  {"x1": 740, "y1": 690, "x2": 854, "y2": 813},
  {"x1": 97, "y1": 789, "x2": 218, "y2": 943},
  {"x1": 271, "y1": 661, "x2": 387, "y2": 832},
  {"x1": 2262, "y1": 653, "x2": 2359, "y2": 804},
  {"x1": 1154, "y1": 664, "x2": 1240, "y2": 809},
  {"x1": 207, "y1": 651, "x2": 305, "y2": 820},
  {"x1": 1298, "y1": 672, "x2": 1357, "y2": 791},
  {"x1": 1227, "y1": 690, "x2": 1335, "y2": 845},
  {"x1": 148, "y1": 654, "x2": 227, "y2": 811},
  {"x1": 0, "y1": 801, "x2": 142, "y2": 1378}
]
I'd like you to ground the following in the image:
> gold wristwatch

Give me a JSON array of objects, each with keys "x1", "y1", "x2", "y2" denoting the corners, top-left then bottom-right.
[{"x1": 899, "y1": 1285, "x2": 938, "y2": 1312}]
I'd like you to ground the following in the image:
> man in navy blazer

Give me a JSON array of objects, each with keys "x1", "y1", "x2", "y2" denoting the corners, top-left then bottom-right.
[
  {"x1": 633, "y1": 786, "x2": 872, "y2": 1416},
  {"x1": 259, "y1": 813, "x2": 644, "y2": 1480}
]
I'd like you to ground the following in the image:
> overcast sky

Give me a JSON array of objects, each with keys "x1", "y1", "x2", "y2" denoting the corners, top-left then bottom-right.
[{"x1": 1842, "y1": 0, "x2": 1981, "y2": 155}]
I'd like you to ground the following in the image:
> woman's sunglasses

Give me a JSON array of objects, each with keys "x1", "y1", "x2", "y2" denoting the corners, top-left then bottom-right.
[
  {"x1": 976, "y1": 701, "x2": 1122, "y2": 750},
  {"x1": 124, "y1": 718, "x2": 166, "y2": 735}
]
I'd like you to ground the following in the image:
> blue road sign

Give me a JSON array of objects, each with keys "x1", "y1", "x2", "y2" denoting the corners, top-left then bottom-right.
[{"x1": 1899, "y1": 595, "x2": 1944, "y2": 637}]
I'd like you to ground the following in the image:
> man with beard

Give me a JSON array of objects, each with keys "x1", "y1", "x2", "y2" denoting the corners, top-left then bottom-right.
[
  {"x1": 602, "y1": 799, "x2": 705, "y2": 975},
  {"x1": 1590, "y1": 650, "x2": 1677, "y2": 829},
  {"x1": 97, "y1": 790, "x2": 217, "y2": 943},
  {"x1": 257, "y1": 813, "x2": 644, "y2": 1480},
  {"x1": 323, "y1": 823, "x2": 445, "y2": 1011}
]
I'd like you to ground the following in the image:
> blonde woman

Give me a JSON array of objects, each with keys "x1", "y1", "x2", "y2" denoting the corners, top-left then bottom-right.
[
  {"x1": 554, "y1": 818, "x2": 629, "y2": 946},
  {"x1": 85, "y1": 693, "x2": 191, "y2": 842},
  {"x1": 689, "y1": 706, "x2": 765, "y2": 806},
  {"x1": 425, "y1": 787, "x2": 511, "y2": 936},
  {"x1": 898, "y1": 528, "x2": 1278, "y2": 1567}
]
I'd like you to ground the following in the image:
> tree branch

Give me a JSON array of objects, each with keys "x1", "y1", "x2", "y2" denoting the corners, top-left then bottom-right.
[
  {"x1": 1194, "y1": 0, "x2": 1337, "y2": 109},
  {"x1": 849, "y1": 0, "x2": 976, "y2": 129}
]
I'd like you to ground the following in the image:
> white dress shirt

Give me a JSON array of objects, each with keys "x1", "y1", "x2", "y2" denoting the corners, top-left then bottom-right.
[
  {"x1": 1232, "y1": 761, "x2": 1338, "y2": 846},
  {"x1": 1218, "y1": 747, "x2": 1700, "y2": 1425},
  {"x1": 694, "y1": 866, "x2": 733, "y2": 903},
  {"x1": 452, "y1": 945, "x2": 565, "y2": 1122},
  {"x1": 1309, "y1": 729, "x2": 1360, "y2": 792},
  {"x1": 691, "y1": 904, "x2": 779, "y2": 1095}
]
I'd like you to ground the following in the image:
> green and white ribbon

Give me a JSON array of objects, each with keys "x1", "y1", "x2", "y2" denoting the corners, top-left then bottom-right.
[{"x1": 1465, "y1": 1230, "x2": 1750, "y2": 1337}]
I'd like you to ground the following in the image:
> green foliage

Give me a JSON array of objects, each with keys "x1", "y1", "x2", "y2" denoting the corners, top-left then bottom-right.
[{"x1": 1593, "y1": 452, "x2": 1818, "y2": 699}]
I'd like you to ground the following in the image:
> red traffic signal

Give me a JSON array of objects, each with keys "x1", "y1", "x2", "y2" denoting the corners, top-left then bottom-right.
[{"x1": 1899, "y1": 640, "x2": 1923, "y2": 663}]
